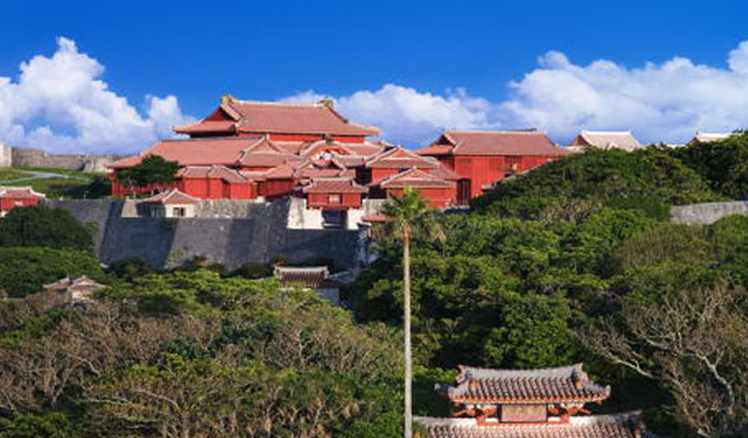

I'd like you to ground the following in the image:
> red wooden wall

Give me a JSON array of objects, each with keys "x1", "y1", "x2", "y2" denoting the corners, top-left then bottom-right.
[
  {"x1": 0, "y1": 197, "x2": 42, "y2": 213},
  {"x1": 439, "y1": 155, "x2": 556, "y2": 198},
  {"x1": 385, "y1": 187, "x2": 456, "y2": 209},
  {"x1": 307, "y1": 193, "x2": 362, "y2": 210}
]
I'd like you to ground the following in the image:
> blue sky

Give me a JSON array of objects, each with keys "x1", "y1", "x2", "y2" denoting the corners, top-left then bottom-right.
[{"x1": 0, "y1": 0, "x2": 747, "y2": 152}]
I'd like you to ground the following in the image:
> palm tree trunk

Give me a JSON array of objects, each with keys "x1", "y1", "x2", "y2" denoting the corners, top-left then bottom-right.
[{"x1": 403, "y1": 230, "x2": 413, "y2": 438}]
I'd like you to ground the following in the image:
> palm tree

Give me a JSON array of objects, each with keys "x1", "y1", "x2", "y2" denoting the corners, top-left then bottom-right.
[{"x1": 382, "y1": 187, "x2": 444, "y2": 438}]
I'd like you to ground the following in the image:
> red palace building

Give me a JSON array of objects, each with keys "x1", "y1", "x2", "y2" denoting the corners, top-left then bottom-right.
[
  {"x1": 417, "y1": 130, "x2": 570, "y2": 204},
  {"x1": 416, "y1": 364, "x2": 648, "y2": 438},
  {"x1": 109, "y1": 96, "x2": 571, "y2": 211},
  {"x1": 0, "y1": 186, "x2": 46, "y2": 217}
]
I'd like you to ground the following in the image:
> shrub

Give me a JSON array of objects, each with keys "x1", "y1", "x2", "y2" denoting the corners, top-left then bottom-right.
[
  {"x1": 0, "y1": 247, "x2": 104, "y2": 298},
  {"x1": 0, "y1": 205, "x2": 93, "y2": 251}
]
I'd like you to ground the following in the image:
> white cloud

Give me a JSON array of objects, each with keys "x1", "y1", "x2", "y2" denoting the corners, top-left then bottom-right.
[
  {"x1": 284, "y1": 85, "x2": 498, "y2": 146},
  {"x1": 285, "y1": 40, "x2": 748, "y2": 146},
  {"x1": 0, "y1": 37, "x2": 192, "y2": 154},
  {"x1": 5, "y1": 37, "x2": 748, "y2": 153}
]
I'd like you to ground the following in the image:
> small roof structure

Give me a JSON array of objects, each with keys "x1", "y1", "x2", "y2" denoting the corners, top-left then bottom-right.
[
  {"x1": 174, "y1": 97, "x2": 380, "y2": 137},
  {"x1": 415, "y1": 412, "x2": 646, "y2": 438},
  {"x1": 688, "y1": 132, "x2": 732, "y2": 145},
  {"x1": 44, "y1": 275, "x2": 106, "y2": 296},
  {"x1": 366, "y1": 146, "x2": 440, "y2": 169},
  {"x1": 107, "y1": 137, "x2": 264, "y2": 169},
  {"x1": 419, "y1": 130, "x2": 568, "y2": 157},
  {"x1": 569, "y1": 130, "x2": 642, "y2": 152},
  {"x1": 177, "y1": 165, "x2": 249, "y2": 183},
  {"x1": 0, "y1": 186, "x2": 46, "y2": 200},
  {"x1": 376, "y1": 168, "x2": 455, "y2": 189},
  {"x1": 143, "y1": 189, "x2": 202, "y2": 205},
  {"x1": 274, "y1": 266, "x2": 339, "y2": 289},
  {"x1": 438, "y1": 364, "x2": 610, "y2": 405},
  {"x1": 302, "y1": 178, "x2": 368, "y2": 194}
]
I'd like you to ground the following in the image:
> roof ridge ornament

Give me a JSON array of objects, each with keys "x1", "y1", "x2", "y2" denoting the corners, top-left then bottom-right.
[{"x1": 317, "y1": 97, "x2": 334, "y2": 108}]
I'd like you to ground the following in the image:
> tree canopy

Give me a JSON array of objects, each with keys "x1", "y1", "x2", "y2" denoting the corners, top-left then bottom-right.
[
  {"x1": 116, "y1": 154, "x2": 179, "y2": 190},
  {"x1": 0, "y1": 205, "x2": 93, "y2": 251},
  {"x1": 0, "y1": 247, "x2": 104, "y2": 298}
]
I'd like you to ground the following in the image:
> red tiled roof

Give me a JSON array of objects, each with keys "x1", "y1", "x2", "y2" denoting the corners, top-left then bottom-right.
[
  {"x1": 274, "y1": 266, "x2": 331, "y2": 289},
  {"x1": 302, "y1": 178, "x2": 368, "y2": 194},
  {"x1": 262, "y1": 162, "x2": 300, "y2": 180},
  {"x1": 107, "y1": 155, "x2": 141, "y2": 169},
  {"x1": 346, "y1": 143, "x2": 387, "y2": 156},
  {"x1": 144, "y1": 189, "x2": 202, "y2": 205},
  {"x1": 180, "y1": 98, "x2": 380, "y2": 137},
  {"x1": 377, "y1": 168, "x2": 455, "y2": 189},
  {"x1": 108, "y1": 137, "x2": 263, "y2": 168},
  {"x1": 362, "y1": 214, "x2": 386, "y2": 223},
  {"x1": 178, "y1": 165, "x2": 248, "y2": 183},
  {"x1": 238, "y1": 170, "x2": 268, "y2": 181},
  {"x1": 366, "y1": 147, "x2": 440, "y2": 169},
  {"x1": 416, "y1": 143, "x2": 454, "y2": 156},
  {"x1": 420, "y1": 131, "x2": 568, "y2": 157},
  {"x1": 173, "y1": 120, "x2": 237, "y2": 135},
  {"x1": 440, "y1": 364, "x2": 610, "y2": 404},
  {"x1": 415, "y1": 412, "x2": 645, "y2": 438},
  {"x1": 333, "y1": 155, "x2": 367, "y2": 167},
  {"x1": 240, "y1": 152, "x2": 303, "y2": 167},
  {"x1": 0, "y1": 186, "x2": 45, "y2": 199}
]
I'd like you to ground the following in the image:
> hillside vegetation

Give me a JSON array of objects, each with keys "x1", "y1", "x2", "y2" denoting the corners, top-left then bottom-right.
[
  {"x1": 354, "y1": 136, "x2": 748, "y2": 438},
  {"x1": 3, "y1": 136, "x2": 748, "y2": 437}
]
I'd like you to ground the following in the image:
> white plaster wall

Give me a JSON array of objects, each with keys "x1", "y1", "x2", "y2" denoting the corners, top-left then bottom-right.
[
  {"x1": 0, "y1": 143, "x2": 11, "y2": 168},
  {"x1": 164, "y1": 204, "x2": 196, "y2": 218},
  {"x1": 346, "y1": 208, "x2": 365, "y2": 230},
  {"x1": 287, "y1": 197, "x2": 324, "y2": 229}
]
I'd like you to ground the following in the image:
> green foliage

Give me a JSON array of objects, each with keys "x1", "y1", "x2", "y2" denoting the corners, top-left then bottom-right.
[
  {"x1": 0, "y1": 169, "x2": 32, "y2": 181},
  {"x1": 0, "y1": 247, "x2": 104, "y2": 298},
  {"x1": 0, "y1": 205, "x2": 93, "y2": 251},
  {"x1": 116, "y1": 154, "x2": 179, "y2": 189},
  {"x1": 106, "y1": 257, "x2": 155, "y2": 282},
  {"x1": 227, "y1": 262, "x2": 273, "y2": 279},
  {"x1": 0, "y1": 270, "x2": 405, "y2": 437},
  {"x1": 481, "y1": 292, "x2": 576, "y2": 368},
  {"x1": 669, "y1": 131, "x2": 748, "y2": 198},
  {"x1": 0, "y1": 412, "x2": 80, "y2": 438},
  {"x1": 354, "y1": 208, "x2": 655, "y2": 370},
  {"x1": 472, "y1": 148, "x2": 720, "y2": 217}
]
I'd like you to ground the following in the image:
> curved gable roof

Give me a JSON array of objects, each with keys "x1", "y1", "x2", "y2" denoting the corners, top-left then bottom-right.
[
  {"x1": 177, "y1": 97, "x2": 380, "y2": 137},
  {"x1": 441, "y1": 130, "x2": 568, "y2": 157}
]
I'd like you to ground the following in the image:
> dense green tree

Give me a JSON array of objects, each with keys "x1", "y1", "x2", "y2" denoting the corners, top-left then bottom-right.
[
  {"x1": 668, "y1": 131, "x2": 748, "y2": 199},
  {"x1": 0, "y1": 205, "x2": 93, "y2": 251},
  {"x1": 0, "y1": 270, "x2": 405, "y2": 438},
  {"x1": 115, "y1": 154, "x2": 179, "y2": 193},
  {"x1": 0, "y1": 412, "x2": 80, "y2": 438},
  {"x1": 0, "y1": 247, "x2": 104, "y2": 298},
  {"x1": 472, "y1": 148, "x2": 719, "y2": 217}
]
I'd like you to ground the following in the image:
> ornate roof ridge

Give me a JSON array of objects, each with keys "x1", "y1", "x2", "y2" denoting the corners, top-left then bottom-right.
[
  {"x1": 458, "y1": 363, "x2": 584, "y2": 379},
  {"x1": 581, "y1": 130, "x2": 634, "y2": 135},
  {"x1": 445, "y1": 129, "x2": 541, "y2": 135}
]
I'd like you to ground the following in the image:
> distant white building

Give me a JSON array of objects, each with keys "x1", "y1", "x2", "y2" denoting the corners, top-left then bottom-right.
[
  {"x1": 687, "y1": 132, "x2": 732, "y2": 146},
  {"x1": 568, "y1": 130, "x2": 642, "y2": 152},
  {"x1": 143, "y1": 189, "x2": 201, "y2": 218}
]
